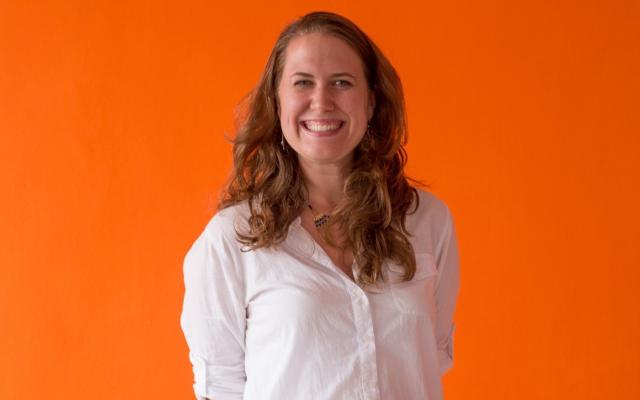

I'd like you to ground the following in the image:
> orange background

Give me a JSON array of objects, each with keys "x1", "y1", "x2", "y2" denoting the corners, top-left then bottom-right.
[{"x1": 1, "y1": 0, "x2": 639, "y2": 399}]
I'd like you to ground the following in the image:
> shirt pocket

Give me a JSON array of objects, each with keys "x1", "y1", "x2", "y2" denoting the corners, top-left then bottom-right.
[{"x1": 386, "y1": 253, "x2": 438, "y2": 316}]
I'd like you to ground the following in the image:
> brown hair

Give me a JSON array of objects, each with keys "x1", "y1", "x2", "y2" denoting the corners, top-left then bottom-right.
[{"x1": 219, "y1": 11, "x2": 427, "y2": 285}]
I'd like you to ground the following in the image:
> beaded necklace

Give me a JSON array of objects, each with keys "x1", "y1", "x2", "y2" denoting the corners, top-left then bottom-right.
[{"x1": 307, "y1": 204, "x2": 331, "y2": 228}]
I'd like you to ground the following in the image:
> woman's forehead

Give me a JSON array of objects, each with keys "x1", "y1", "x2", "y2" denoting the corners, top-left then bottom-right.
[{"x1": 282, "y1": 33, "x2": 365, "y2": 77}]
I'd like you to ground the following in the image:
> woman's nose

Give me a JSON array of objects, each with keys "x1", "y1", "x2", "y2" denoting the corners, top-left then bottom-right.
[{"x1": 310, "y1": 86, "x2": 335, "y2": 111}]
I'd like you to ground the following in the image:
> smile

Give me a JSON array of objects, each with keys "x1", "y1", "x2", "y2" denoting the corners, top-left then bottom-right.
[{"x1": 301, "y1": 120, "x2": 344, "y2": 135}]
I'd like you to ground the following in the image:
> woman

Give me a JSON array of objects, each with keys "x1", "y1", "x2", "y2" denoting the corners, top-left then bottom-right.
[{"x1": 180, "y1": 11, "x2": 460, "y2": 400}]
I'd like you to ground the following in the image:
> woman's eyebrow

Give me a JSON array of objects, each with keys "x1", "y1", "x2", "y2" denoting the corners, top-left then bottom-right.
[{"x1": 290, "y1": 72, "x2": 356, "y2": 79}]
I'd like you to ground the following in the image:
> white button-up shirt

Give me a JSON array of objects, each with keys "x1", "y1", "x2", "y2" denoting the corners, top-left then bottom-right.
[{"x1": 180, "y1": 189, "x2": 460, "y2": 400}]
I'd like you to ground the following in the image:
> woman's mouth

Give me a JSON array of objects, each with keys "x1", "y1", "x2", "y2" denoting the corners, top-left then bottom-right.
[{"x1": 301, "y1": 120, "x2": 344, "y2": 136}]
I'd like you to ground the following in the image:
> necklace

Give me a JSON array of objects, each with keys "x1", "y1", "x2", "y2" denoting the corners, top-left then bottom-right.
[{"x1": 307, "y1": 204, "x2": 331, "y2": 228}]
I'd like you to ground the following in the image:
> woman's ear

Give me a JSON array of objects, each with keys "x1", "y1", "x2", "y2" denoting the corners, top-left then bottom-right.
[{"x1": 367, "y1": 91, "x2": 376, "y2": 120}]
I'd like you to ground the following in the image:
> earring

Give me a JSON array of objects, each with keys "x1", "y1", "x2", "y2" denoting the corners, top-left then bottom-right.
[{"x1": 280, "y1": 132, "x2": 287, "y2": 152}]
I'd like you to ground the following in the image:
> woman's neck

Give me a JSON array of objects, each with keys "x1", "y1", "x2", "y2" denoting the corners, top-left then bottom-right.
[{"x1": 299, "y1": 159, "x2": 350, "y2": 213}]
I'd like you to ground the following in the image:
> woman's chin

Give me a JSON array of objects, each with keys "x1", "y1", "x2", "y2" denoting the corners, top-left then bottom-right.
[{"x1": 296, "y1": 149, "x2": 355, "y2": 168}]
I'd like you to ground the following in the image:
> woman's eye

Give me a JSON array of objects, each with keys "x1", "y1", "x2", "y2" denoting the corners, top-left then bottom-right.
[
  {"x1": 335, "y1": 80, "x2": 352, "y2": 87},
  {"x1": 294, "y1": 80, "x2": 313, "y2": 87}
]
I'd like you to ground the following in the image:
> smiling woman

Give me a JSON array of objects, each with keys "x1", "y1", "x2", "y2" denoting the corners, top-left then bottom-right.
[
  {"x1": 180, "y1": 11, "x2": 460, "y2": 400},
  {"x1": 277, "y1": 33, "x2": 374, "y2": 166}
]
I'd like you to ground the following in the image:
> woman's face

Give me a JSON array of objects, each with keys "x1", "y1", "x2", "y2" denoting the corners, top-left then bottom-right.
[{"x1": 277, "y1": 33, "x2": 375, "y2": 169}]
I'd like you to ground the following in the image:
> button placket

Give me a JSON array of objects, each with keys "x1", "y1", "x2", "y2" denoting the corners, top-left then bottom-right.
[{"x1": 346, "y1": 281, "x2": 380, "y2": 400}]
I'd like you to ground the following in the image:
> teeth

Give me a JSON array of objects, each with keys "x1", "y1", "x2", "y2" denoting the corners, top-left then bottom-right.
[{"x1": 304, "y1": 121, "x2": 341, "y2": 132}]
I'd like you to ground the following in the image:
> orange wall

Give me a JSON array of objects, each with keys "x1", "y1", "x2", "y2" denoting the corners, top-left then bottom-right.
[{"x1": 1, "y1": 1, "x2": 638, "y2": 399}]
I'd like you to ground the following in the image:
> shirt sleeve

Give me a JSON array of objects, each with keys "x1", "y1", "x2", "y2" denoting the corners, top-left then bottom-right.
[
  {"x1": 434, "y1": 205, "x2": 461, "y2": 375},
  {"x1": 180, "y1": 224, "x2": 247, "y2": 399}
]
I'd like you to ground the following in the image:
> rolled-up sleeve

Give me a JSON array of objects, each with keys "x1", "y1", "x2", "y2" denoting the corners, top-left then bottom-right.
[
  {"x1": 180, "y1": 225, "x2": 247, "y2": 399},
  {"x1": 434, "y1": 205, "x2": 461, "y2": 375}
]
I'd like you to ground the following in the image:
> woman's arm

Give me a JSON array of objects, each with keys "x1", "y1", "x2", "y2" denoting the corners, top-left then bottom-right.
[
  {"x1": 434, "y1": 205, "x2": 461, "y2": 375},
  {"x1": 180, "y1": 223, "x2": 247, "y2": 399}
]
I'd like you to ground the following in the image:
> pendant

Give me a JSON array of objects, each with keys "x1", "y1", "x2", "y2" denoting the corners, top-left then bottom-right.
[{"x1": 308, "y1": 204, "x2": 331, "y2": 228}]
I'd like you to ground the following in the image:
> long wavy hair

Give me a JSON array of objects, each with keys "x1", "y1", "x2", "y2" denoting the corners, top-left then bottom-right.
[{"x1": 219, "y1": 11, "x2": 427, "y2": 285}]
